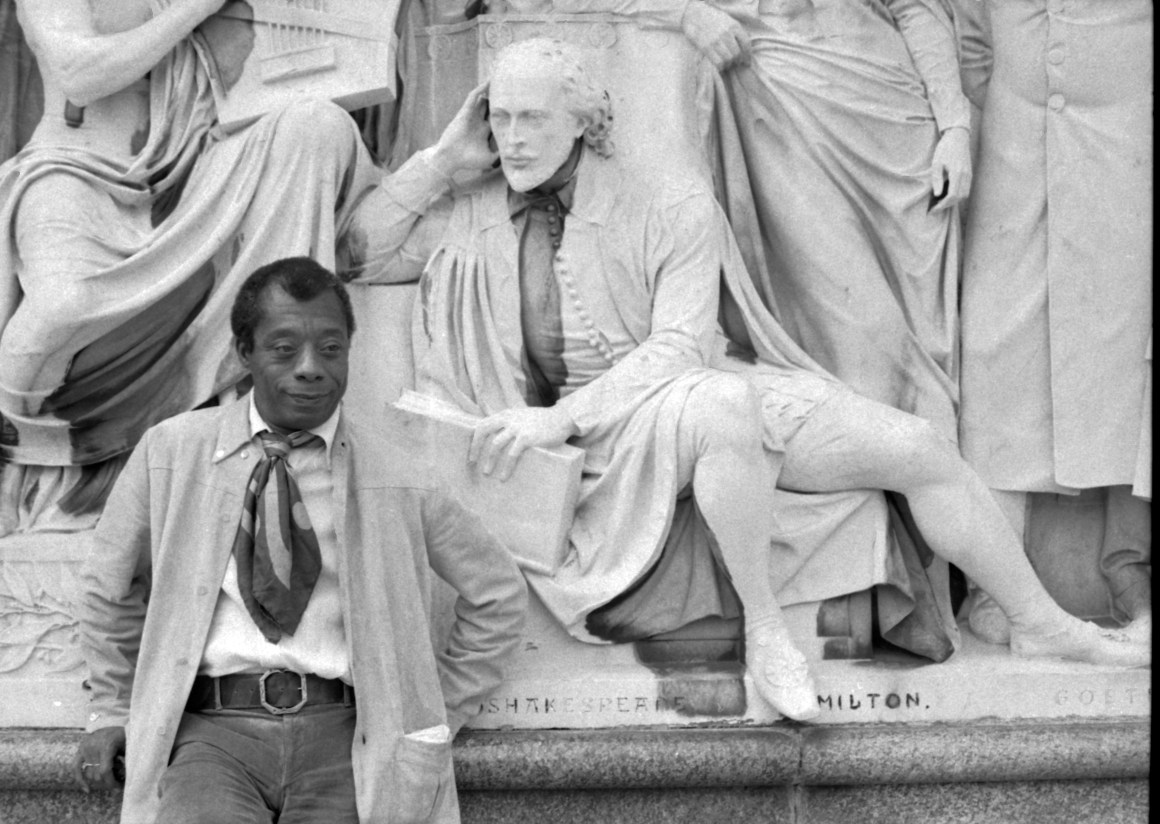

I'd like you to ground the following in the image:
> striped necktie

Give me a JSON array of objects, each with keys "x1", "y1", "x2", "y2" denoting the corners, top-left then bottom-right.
[{"x1": 232, "y1": 430, "x2": 323, "y2": 643}]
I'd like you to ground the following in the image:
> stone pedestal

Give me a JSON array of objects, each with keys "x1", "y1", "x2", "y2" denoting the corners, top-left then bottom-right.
[
  {"x1": 0, "y1": 532, "x2": 89, "y2": 728},
  {"x1": 2, "y1": 719, "x2": 1149, "y2": 824},
  {"x1": 464, "y1": 587, "x2": 1150, "y2": 730}
]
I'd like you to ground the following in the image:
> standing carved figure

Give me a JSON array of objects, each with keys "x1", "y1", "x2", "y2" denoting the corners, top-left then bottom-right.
[
  {"x1": 959, "y1": 0, "x2": 1152, "y2": 641},
  {"x1": 0, "y1": 0, "x2": 380, "y2": 533},
  {"x1": 687, "y1": 0, "x2": 972, "y2": 440}
]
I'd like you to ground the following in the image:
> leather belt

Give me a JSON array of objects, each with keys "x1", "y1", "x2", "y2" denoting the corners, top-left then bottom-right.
[{"x1": 187, "y1": 670, "x2": 354, "y2": 715}]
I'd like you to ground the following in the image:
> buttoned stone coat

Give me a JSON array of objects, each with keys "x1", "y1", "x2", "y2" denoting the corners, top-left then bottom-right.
[
  {"x1": 78, "y1": 398, "x2": 527, "y2": 824},
  {"x1": 959, "y1": 0, "x2": 1153, "y2": 495}
]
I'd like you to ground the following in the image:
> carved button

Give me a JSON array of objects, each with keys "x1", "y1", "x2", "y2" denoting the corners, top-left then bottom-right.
[
  {"x1": 1048, "y1": 94, "x2": 1065, "y2": 111},
  {"x1": 1048, "y1": 48, "x2": 1065, "y2": 66},
  {"x1": 214, "y1": 449, "x2": 225, "y2": 460},
  {"x1": 240, "y1": 450, "x2": 249, "y2": 459},
  {"x1": 548, "y1": 215, "x2": 558, "y2": 224},
  {"x1": 197, "y1": 586, "x2": 209, "y2": 596}
]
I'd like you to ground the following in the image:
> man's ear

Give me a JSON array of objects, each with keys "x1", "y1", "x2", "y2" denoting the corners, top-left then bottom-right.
[{"x1": 234, "y1": 336, "x2": 252, "y2": 368}]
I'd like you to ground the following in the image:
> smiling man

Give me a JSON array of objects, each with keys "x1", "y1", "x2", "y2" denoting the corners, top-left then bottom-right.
[{"x1": 73, "y1": 256, "x2": 527, "y2": 824}]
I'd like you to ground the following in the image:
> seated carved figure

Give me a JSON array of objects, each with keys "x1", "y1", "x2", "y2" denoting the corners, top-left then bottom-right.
[
  {"x1": 352, "y1": 39, "x2": 1149, "y2": 720},
  {"x1": 0, "y1": 0, "x2": 380, "y2": 533}
]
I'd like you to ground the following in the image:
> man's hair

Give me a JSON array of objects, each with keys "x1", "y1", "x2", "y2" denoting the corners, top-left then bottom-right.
[
  {"x1": 230, "y1": 256, "x2": 356, "y2": 352},
  {"x1": 492, "y1": 38, "x2": 614, "y2": 158}
]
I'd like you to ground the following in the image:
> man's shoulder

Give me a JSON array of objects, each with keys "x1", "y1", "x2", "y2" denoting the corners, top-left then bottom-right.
[{"x1": 146, "y1": 403, "x2": 234, "y2": 443}]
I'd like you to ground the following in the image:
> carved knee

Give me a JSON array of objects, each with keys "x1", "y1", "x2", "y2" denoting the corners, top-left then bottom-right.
[
  {"x1": 901, "y1": 416, "x2": 964, "y2": 482},
  {"x1": 683, "y1": 374, "x2": 763, "y2": 451},
  {"x1": 266, "y1": 99, "x2": 357, "y2": 159}
]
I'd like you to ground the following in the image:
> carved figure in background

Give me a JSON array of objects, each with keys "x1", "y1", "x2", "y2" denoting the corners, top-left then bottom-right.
[
  {"x1": 680, "y1": 0, "x2": 971, "y2": 441},
  {"x1": 0, "y1": 0, "x2": 381, "y2": 534},
  {"x1": 74, "y1": 258, "x2": 526, "y2": 823},
  {"x1": 958, "y1": 0, "x2": 1152, "y2": 642},
  {"x1": 0, "y1": 0, "x2": 42, "y2": 163},
  {"x1": 354, "y1": 39, "x2": 1149, "y2": 719}
]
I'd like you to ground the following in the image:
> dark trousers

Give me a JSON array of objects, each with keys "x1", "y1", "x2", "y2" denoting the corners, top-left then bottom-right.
[{"x1": 157, "y1": 705, "x2": 358, "y2": 824}]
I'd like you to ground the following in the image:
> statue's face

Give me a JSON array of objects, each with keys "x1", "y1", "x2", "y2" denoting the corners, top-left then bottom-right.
[
  {"x1": 488, "y1": 60, "x2": 586, "y2": 192},
  {"x1": 236, "y1": 286, "x2": 350, "y2": 434}
]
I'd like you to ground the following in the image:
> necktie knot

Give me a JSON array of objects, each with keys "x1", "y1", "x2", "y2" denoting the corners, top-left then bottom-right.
[
  {"x1": 260, "y1": 430, "x2": 322, "y2": 460},
  {"x1": 511, "y1": 190, "x2": 566, "y2": 220}
]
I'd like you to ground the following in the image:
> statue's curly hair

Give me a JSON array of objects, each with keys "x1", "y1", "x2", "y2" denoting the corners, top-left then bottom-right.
[{"x1": 492, "y1": 38, "x2": 614, "y2": 158}]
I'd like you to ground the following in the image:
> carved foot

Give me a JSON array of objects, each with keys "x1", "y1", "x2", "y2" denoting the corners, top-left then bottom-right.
[
  {"x1": 1106, "y1": 562, "x2": 1152, "y2": 624},
  {"x1": 1010, "y1": 617, "x2": 1151, "y2": 668},
  {"x1": 746, "y1": 617, "x2": 820, "y2": 721},
  {"x1": 967, "y1": 589, "x2": 1011, "y2": 645},
  {"x1": 1119, "y1": 611, "x2": 1152, "y2": 646}
]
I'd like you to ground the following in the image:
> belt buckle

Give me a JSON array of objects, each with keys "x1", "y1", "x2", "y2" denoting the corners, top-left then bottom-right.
[{"x1": 259, "y1": 670, "x2": 308, "y2": 715}]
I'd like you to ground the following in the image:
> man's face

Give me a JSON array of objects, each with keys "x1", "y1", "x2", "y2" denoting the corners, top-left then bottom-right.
[
  {"x1": 236, "y1": 285, "x2": 350, "y2": 434},
  {"x1": 488, "y1": 61, "x2": 586, "y2": 192}
]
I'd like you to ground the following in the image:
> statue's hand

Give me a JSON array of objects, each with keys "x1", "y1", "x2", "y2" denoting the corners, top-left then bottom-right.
[
  {"x1": 929, "y1": 127, "x2": 972, "y2": 213},
  {"x1": 432, "y1": 82, "x2": 500, "y2": 178},
  {"x1": 681, "y1": 1, "x2": 751, "y2": 71},
  {"x1": 73, "y1": 726, "x2": 126, "y2": 793},
  {"x1": 469, "y1": 407, "x2": 578, "y2": 481}
]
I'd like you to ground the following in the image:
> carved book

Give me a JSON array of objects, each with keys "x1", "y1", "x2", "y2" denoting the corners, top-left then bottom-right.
[
  {"x1": 203, "y1": 0, "x2": 401, "y2": 133},
  {"x1": 387, "y1": 390, "x2": 583, "y2": 575}
]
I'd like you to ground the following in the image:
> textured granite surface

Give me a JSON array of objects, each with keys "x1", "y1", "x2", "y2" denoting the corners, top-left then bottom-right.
[
  {"x1": 800, "y1": 718, "x2": 1151, "y2": 785},
  {"x1": 453, "y1": 727, "x2": 801, "y2": 790},
  {"x1": 461, "y1": 787, "x2": 796, "y2": 823},
  {"x1": 1, "y1": 720, "x2": 1149, "y2": 823},
  {"x1": 798, "y1": 778, "x2": 1149, "y2": 824},
  {"x1": 0, "y1": 790, "x2": 120, "y2": 824},
  {"x1": 0, "y1": 729, "x2": 80, "y2": 791},
  {"x1": 1, "y1": 782, "x2": 1148, "y2": 824}
]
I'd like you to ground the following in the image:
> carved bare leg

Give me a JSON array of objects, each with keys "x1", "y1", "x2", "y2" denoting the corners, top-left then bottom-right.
[
  {"x1": 677, "y1": 375, "x2": 819, "y2": 720},
  {"x1": 779, "y1": 391, "x2": 1150, "y2": 669}
]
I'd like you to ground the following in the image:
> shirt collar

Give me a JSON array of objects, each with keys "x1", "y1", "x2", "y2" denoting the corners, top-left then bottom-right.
[{"x1": 247, "y1": 393, "x2": 341, "y2": 462}]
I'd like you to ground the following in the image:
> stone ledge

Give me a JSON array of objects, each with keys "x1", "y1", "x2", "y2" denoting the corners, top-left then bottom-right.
[
  {"x1": 453, "y1": 727, "x2": 801, "y2": 789},
  {"x1": 798, "y1": 717, "x2": 1152, "y2": 785},
  {"x1": 2, "y1": 717, "x2": 1148, "y2": 794}
]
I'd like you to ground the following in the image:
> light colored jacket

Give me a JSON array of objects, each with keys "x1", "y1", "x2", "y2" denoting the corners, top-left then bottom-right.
[{"x1": 78, "y1": 397, "x2": 528, "y2": 824}]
